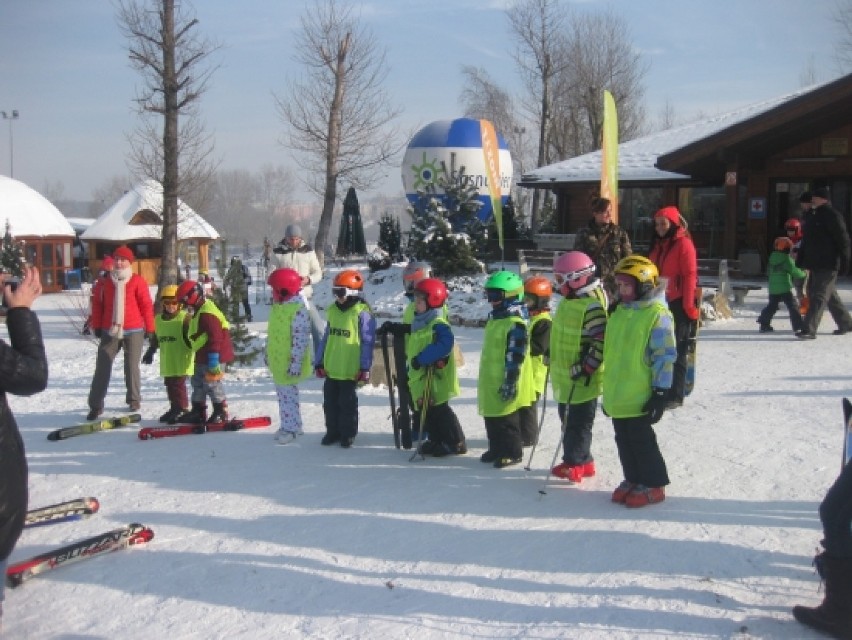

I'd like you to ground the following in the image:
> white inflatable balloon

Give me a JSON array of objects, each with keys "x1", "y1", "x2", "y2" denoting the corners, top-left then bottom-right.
[{"x1": 401, "y1": 118, "x2": 513, "y2": 222}]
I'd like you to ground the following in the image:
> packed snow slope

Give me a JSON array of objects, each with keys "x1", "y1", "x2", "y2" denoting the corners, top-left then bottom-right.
[{"x1": 3, "y1": 265, "x2": 850, "y2": 639}]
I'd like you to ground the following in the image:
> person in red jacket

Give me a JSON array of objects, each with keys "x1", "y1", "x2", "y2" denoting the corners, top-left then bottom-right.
[
  {"x1": 648, "y1": 206, "x2": 699, "y2": 408},
  {"x1": 86, "y1": 246, "x2": 155, "y2": 420}
]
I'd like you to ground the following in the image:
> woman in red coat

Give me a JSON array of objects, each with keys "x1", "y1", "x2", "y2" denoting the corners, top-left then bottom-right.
[
  {"x1": 648, "y1": 206, "x2": 699, "y2": 408},
  {"x1": 86, "y1": 246, "x2": 155, "y2": 419}
]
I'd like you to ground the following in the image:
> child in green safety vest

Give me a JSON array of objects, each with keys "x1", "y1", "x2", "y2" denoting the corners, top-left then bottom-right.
[
  {"x1": 266, "y1": 268, "x2": 313, "y2": 445},
  {"x1": 549, "y1": 251, "x2": 608, "y2": 484},
  {"x1": 406, "y1": 278, "x2": 466, "y2": 457},
  {"x1": 142, "y1": 284, "x2": 194, "y2": 424},
  {"x1": 604, "y1": 256, "x2": 677, "y2": 508},
  {"x1": 314, "y1": 269, "x2": 376, "y2": 448},
  {"x1": 478, "y1": 270, "x2": 535, "y2": 469},
  {"x1": 517, "y1": 276, "x2": 552, "y2": 447}
]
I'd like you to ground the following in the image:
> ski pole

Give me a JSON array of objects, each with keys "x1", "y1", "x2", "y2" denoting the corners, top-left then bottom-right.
[
  {"x1": 524, "y1": 366, "x2": 550, "y2": 470},
  {"x1": 538, "y1": 383, "x2": 576, "y2": 497},
  {"x1": 409, "y1": 366, "x2": 434, "y2": 462},
  {"x1": 380, "y1": 330, "x2": 400, "y2": 449}
]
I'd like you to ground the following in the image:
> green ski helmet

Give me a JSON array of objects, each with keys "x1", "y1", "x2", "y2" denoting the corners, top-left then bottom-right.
[{"x1": 484, "y1": 270, "x2": 524, "y2": 303}]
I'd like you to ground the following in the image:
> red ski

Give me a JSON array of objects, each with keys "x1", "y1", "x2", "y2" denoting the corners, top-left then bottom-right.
[
  {"x1": 6, "y1": 523, "x2": 154, "y2": 588},
  {"x1": 137, "y1": 416, "x2": 271, "y2": 440}
]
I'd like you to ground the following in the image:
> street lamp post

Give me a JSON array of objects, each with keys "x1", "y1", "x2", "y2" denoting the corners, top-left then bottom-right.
[{"x1": 1, "y1": 110, "x2": 20, "y2": 178}]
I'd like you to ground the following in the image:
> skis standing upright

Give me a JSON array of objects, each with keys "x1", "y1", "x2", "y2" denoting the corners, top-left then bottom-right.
[
  {"x1": 842, "y1": 398, "x2": 852, "y2": 468},
  {"x1": 380, "y1": 331, "x2": 401, "y2": 449},
  {"x1": 685, "y1": 289, "x2": 702, "y2": 397}
]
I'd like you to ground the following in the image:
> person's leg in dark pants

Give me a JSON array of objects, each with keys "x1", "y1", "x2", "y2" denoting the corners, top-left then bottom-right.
[
  {"x1": 668, "y1": 301, "x2": 690, "y2": 405},
  {"x1": 779, "y1": 291, "x2": 804, "y2": 333}
]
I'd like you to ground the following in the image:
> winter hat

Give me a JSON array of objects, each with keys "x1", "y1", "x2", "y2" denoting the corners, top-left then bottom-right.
[
  {"x1": 654, "y1": 206, "x2": 681, "y2": 227},
  {"x1": 812, "y1": 186, "x2": 830, "y2": 200},
  {"x1": 285, "y1": 224, "x2": 303, "y2": 238},
  {"x1": 101, "y1": 256, "x2": 115, "y2": 270},
  {"x1": 113, "y1": 245, "x2": 135, "y2": 262}
]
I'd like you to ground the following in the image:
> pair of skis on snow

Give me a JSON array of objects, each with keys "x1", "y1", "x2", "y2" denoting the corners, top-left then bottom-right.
[
  {"x1": 45, "y1": 413, "x2": 271, "y2": 441},
  {"x1": 7, "y1": 498, "x2": 154, "y2": 588}
]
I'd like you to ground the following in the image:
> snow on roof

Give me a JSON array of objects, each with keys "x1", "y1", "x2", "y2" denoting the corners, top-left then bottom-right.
[
  {"x1": 0, "y1": 175, "x2": 75, "y2": 237},
  {"x1": 80, "y1": 179, "x2": 220, "y2": 242},
  {"x1": 521, "y1": 81, "x2": 829, "y2": 185}
]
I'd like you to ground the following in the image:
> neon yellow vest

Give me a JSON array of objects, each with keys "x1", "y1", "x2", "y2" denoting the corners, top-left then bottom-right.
[
  {"x1": 323, "y1": 301, "x2": 370, "y2": 380},
  {"x1": 407, "y1": 317, "x2": 459, "y2": 405},
  {"x1": 187, "y1": 299, "x2": 229, "y2": 352},
  {"x1": 478, "y1": 316, "x2": 534, "y2": 417},
  {"x1": 602, "y1": 302, "x2": 668, "y2": 418},
  {"x1": 267, "y1": 301, "x2": 313, "y2": 385},
  {"x1": 550, "y1": 297, "x2": 603, "y2": 404},
  {"x1": 528, "y1": 312, "x2": 551, "y2": 395},
  {"x1": 154, "y1": 311, "x2": 193, "y2": 377}
]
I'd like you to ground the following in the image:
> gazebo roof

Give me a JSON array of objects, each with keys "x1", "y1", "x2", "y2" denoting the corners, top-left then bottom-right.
[
  {"x1": 81, "y1": 179, "x2": 219, "y2": 242},
  {"x1": 0, "y1": 175, "x2": 75, "y2": 237}
]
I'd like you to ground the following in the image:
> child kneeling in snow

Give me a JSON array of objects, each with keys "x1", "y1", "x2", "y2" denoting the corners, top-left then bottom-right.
[
  {"x1": 604, "y1": 256, "x2": 676, "y2": 508},
  {"x1": 266, "y1": 268, "x2": 313, "y2": 444}
]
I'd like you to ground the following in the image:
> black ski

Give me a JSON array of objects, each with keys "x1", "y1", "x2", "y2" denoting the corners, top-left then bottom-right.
[
  {"x1": 380, "y1": 330, "x2": 401, "y2": 448},
  {"x1": 24, "y1": 497, "x2": 100, "y2": 528}
]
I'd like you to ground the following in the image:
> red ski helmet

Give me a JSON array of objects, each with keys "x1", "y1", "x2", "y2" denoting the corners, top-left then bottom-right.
[
  {"x1": 267, "y1": 268, "x2": 302, "y2": 301},
  {"x1": 413, "y1": 278, "x2": 448, "y2": 309},
  {"x1": 176, "y1": 280, "x2": 204, "y2": 308}
]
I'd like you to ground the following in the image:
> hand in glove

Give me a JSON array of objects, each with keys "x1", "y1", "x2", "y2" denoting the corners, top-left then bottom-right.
[
  {"x1": 356, "y1": 369, "x2": 370, "y2": 387},
  {"x1": 569, "y1": 362, "x2": 591, "y2": 383},
  {"x1": 205, "y1": 365, "x2": 223, "y2": 382},
  {"x1": 498, "y1": 381, "x2": 517, "y2": 401},
  {"x1": 642, "y1": 388, "x2": 668, "y2": 424},
  {"x1": 378, "y1": 320, "x2": 395, "y2": 336},
  {"x1": 141, "y1": 347, "x2": 156, "y2": 365},
  {"x1": 315, "y1": 366, "x2": 327, "y2": 378},
  {"x1": 410, "y1": 357, "x2": 421, "y2": 370}
]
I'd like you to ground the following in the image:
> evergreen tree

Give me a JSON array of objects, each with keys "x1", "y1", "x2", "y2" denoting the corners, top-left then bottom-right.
[
  {"x1": 377, "y1": 212, "x2": 402, "y2": 258},
  {"x1": 406, "y1": 181, "x2": 482, "y2": 277},
  {"x1": 487, "y1": 196, "x2": 529, "y2": 242},
  {"x1": 336, "y1": 187, "x2": 367, "y2": 256},
  {"x1": 0, "y1": 220, "x2": 26, "y2": 276}
]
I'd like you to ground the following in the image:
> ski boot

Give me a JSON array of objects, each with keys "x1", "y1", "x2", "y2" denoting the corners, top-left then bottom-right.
[
  {"x1": 177, "y1": 402, "x2": 207, "y2": 425},
  {"x1": 207, "y1": 402, "x2": 229, "y2": 425},
  {"x1": 158, "y1": 405, "x2": 184, "y2": 424}
]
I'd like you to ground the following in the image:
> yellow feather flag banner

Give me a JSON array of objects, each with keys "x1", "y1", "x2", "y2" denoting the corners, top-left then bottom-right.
[
  {"x1": 480, "y1": 119, "x2": 504, "y2": 250},
  {"x1": 600, "y1": 90, "x2": 619, "y2": 224}
]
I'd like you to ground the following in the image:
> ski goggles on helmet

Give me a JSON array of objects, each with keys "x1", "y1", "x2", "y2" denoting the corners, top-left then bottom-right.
[
  {"x1": 485, "y1": 288, "x2": 506, "y2": 303},
  {"x1": 553, "y1": 265, "x2": 596, "y2": 286},
  {"x1": 332, "y1": 286, "x2": 360, "y2": 298}
]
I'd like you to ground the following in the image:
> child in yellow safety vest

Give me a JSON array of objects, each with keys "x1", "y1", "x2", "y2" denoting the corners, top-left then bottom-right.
[
  {"x1": 266, "y1": 268, "x2": 313, "y2": 445},
  {"x1": 406, "y1": 278, "x2": 466, "y2": 457},
  {"x1": 518, "y1": 276, "x2": 552, "y2": 447},
  {"x1": 478, "y1": 270, "x2": 535, "y2": 469},
  {"x1": 549, "y1": 251, "x2": 608, "y2": 484},
  {"x1": 314, "y1": 270, "x2": 376, "y2": 448},
  {"x1": 142, "y1": 284, "x2": 194, "y2": 424}
]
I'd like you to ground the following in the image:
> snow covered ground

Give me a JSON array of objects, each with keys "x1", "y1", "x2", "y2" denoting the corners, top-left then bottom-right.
[{"x1": 3, "y1": 265, "x2": 851, "y2": 639}]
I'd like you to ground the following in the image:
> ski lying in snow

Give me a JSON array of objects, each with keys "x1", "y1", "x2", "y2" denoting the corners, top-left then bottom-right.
[
  {"x1": 843, "y1": 398, "x2": 852, "y2": 468},
  {"x1": 5, "y1": 523, "x2": 154, "y2": 588},
  {"x1": 137, "y1": 416, "x2": 272, "y2": 440},
  {"x1": 47, "y1": 414, "x2": 142, "y2": 441},
  {"x1": 24, "y1": 497, "x2": 100, "y2": 528}
]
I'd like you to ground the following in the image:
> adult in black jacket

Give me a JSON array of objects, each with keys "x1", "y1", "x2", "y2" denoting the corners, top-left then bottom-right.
[
  {"x1": 0, "y1": 267, "x2": 49, "y2": 620},
  {"x1": 796, "y1": 187, "x2": 852, "y2": 338}
]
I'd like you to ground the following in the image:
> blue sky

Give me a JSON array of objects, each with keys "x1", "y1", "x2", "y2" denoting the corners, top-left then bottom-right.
[{"x1": 0, "y1": 0, "x2": 846, "y2": 202}]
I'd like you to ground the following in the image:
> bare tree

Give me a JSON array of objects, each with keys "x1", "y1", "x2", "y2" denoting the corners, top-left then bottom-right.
[
  {"x1": 89, "y1": 175, "x2": 136, "y2": 216},
  {"x1": 117, "y1": 0, "x2": 219, "y2": 291},
  {"x1": 799, "y1": 54, "x2": 819, "y2": 87},
  {"x1": 656, "y1": 98, "x2": 677, "y2": 132},
  {"x1": 551, "y1": 9, "x2": 648, "y2": 161},
  {"x1": 275, "y1": 0, "x2": 405, "y2": 266},
  {"x1": 257, "y1": 164, "x2": 295, "y2": 241},
  {"x1": 507, "y1": 0, "x2": 569, "y2": 235},
  {"x1": 834, "y1": 0, "x2": 852, "y2": 72}
]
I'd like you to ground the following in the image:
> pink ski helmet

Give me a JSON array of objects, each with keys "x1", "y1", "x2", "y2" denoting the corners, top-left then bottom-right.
[{"x1": 553, "y1": 251, "x2": 597, "y2": 293}]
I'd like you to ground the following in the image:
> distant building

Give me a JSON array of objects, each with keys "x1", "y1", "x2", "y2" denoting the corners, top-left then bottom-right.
[
  {"x1": 520, "y1": 72, "x2": 852, "y2": 268},
  {"x1": 0, "y1": 175, "x2": 76, "y2": 293}
]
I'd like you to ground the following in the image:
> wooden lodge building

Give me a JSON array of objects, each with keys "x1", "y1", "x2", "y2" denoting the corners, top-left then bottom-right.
[{"x1": 519, "y1": 72, "x2": 852, "y2": 272}]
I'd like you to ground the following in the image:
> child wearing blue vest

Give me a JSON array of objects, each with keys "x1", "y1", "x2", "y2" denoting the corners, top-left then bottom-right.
[
  {"x1": 142, "y1": 284, "x2": 194, "y2": 424},
  {"x1": 549, "y1": 251, "x2": 608, "y2": 484},
  {"x1": 518, "y1": 276, "x2": 552, "y2": 447},
  {"x1": 604, "y1": 256, "x2": 677, "y2": 508},
  {"x1": 478, "y1": 270, "x2": 535, "y2": 469},
  {"x1": 266, "y1": 268, "x2": 313, "y2": 444},
  {"x1": 407, "y1": 278, "x2": 466, "y2": 456},
  {"x1": 314, "y1": 270, "x2": 376, "y2": 448}
]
